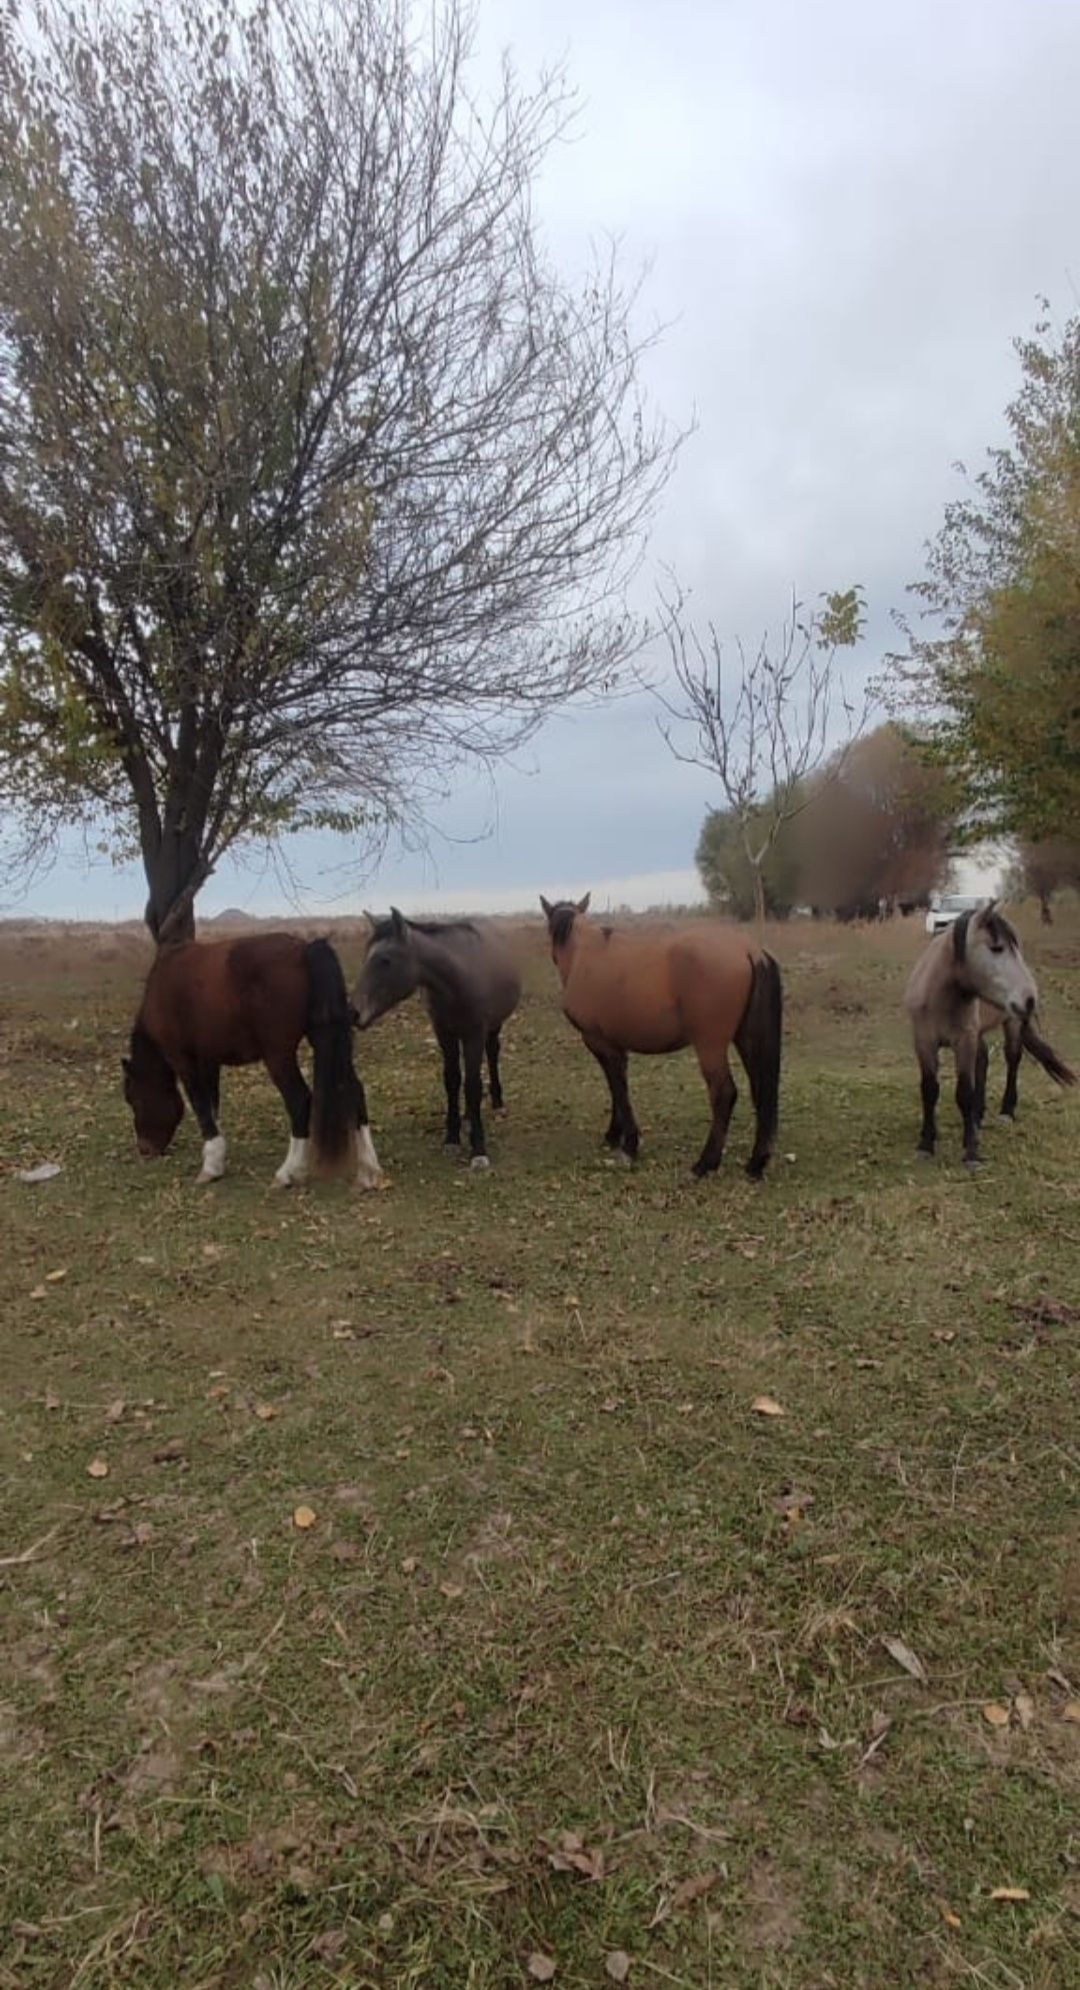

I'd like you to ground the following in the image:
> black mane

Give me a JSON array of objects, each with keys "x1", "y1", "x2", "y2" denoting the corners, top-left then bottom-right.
[
  {"x1": 367, "y1": 914, "x2": 478, "y2": 942},
  {"x1": 546, "y1": 902, "x2": 579, "y2": 948}
]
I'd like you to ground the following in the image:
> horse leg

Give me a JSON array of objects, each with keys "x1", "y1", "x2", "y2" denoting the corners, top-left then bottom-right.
[
  {"x1": 266, "y1": 1052, "x2": 312, "y2": 1187},
  {"x1": 185, "y1": 1065, "x2": 226, "y2": 1183},
  {"x1": 1000, "y1": 1018, "x2": 1022, "y2": 1120},
  {"x1": 353, "y1": 1072, "x2": 381, "y2": 1187},
  {"x1": 486, "y1": 1028, "x2": 506, "y2": 1113},
  {"x1": 691, "y1": 1053, "x2": 737, "y2": 1178},
  {"x1": 463, "y1": 1029, "x2": 490, "y2": 1169},
  {"x1": 583, "y1": 1038, "x2": 638, "y2": 1160},
  {"x1": 974, "y1": 1036, "x2": 989, "y2": 1127},
  {"x1": 916, "y1": 1045, "x2": 939, "y2": 1158},
  {"x1": 436, "y1": 1025, "x2": 463, "y2": 1150},
  {"x1": 955, "y1": 1036, "x2": 981, "y2": 1165}
]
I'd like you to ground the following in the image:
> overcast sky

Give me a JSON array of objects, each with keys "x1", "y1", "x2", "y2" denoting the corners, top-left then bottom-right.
[{"x1": 12, "y1": 0, "x2": 1080, "y2": 919}]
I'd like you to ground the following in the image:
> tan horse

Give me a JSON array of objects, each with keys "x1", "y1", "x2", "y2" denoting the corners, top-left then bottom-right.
[
  {"x1": 905, "y1": 901, "x2": 1075, "y2": 1164},
  {"x1": 540, "y1": 894, "x2": 783, "y2": 1177}
]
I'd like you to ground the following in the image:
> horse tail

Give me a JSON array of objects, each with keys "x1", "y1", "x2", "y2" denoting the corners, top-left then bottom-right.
[
  {"x1": 305, "y1": 939, "x2": 362, "y2": 1177},
  {"x1": 734, "y1": 950, "x2": 783, "y2": 1178},
  {"x1": 1021, "y1": 1019, "x2": 1078, "y2": 1089}
]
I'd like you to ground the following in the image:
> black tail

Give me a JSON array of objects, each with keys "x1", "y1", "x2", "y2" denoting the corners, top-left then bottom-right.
[
  {"x1": 1021, "y1": 1019, "x2": 1078, "y2": 1089},
  {"x1": 734, "y1": 950, "x2": 783, "y2": 1179},
  {"x1": 305, "y1": 939, "x2": 363, "y2": 1176}
]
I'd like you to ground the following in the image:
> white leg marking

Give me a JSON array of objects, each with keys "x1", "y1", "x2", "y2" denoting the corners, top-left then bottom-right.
[
  {"x1": 274, "y1": 1135, "x2": 310, "y2": 1188},
  {"x1": 196, "y1": 1133, "x2": 227, "y2": 1184},
  {"x1": 470, "y1": 1153, "x2": 491, "y2": 1171},
  {"x1": 355, "y1": 1123, "x2": 383, "y2": 1190}
]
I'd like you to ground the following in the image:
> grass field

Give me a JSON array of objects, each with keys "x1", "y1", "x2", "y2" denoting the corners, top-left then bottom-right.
[{"x1": 3, "y1": 907, "x2": 1080, "y2": 1990}]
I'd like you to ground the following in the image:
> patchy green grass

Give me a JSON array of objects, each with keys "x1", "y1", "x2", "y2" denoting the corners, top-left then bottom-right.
[{"x1": 2, "y1": 909, "x2": 1079, "y2": 1990}]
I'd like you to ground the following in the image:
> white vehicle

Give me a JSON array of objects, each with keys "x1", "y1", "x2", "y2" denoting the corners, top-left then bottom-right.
[{"x1": 925, "y1": 893, "x2": 982, "y2": 937}]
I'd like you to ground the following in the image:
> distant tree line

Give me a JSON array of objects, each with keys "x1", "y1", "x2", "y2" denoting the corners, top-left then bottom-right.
[{"x1": 696, "y1": 724, "x2": 955, "y2": 920}]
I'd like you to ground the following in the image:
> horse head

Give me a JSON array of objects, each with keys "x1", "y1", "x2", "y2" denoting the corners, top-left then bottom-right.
[
  {"x1": 957, "y1": 901, "x2": 1037, "y2": 1022},
  {"x1": 540, "y1": 892, "x2": 591, "y2": 960},
  {"x1": 122, "y1": 1029, "x2": 184, "y2": 1156},
  {"x1": 352, "y1": 908, "x2": 420, "y2": 1026}
]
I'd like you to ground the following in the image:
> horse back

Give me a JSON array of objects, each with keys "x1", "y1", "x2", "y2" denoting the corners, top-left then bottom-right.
[{"x1": 140, "y1": 934, "x2": 310, "y2": 1069}]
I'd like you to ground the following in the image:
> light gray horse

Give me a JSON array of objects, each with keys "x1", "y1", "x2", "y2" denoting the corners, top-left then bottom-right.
[
  {"x1": 904, "y1": 901, "x2": 1075, "y2": 1164},
  {"x1": 352, "y1": 912, "x2": 521, "y2": 1168}
]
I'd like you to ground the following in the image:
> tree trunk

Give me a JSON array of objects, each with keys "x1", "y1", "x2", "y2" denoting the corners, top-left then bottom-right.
[
  {"x1": 752, "y1": 862, "x2": 766, "y2": 933},
  {"x1": 143, "y1": 830, "x2": 210, "y2": 945}
]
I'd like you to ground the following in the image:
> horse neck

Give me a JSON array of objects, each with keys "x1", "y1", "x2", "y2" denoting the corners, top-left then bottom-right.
[{"x1": 408, "y1": 928, "x2": 466, "y2": 1004}]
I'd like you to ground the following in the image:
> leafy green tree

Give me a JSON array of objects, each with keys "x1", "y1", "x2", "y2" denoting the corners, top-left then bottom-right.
[
  {"x1": 894, "y1": 309, "x2": 1080, "y2": 845},
  {"x1": 695, "y1": 802, "x2": 802, "y2": 919},
  {"x1": 0, "y1": 0, "x2": 673, "y2": 937}
]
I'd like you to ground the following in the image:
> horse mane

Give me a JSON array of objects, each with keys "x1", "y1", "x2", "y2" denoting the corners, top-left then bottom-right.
[
  {"x1": 368, "y1": 915, "x2": 478, "y2": 941},
  {"x1": 547, "y1": 903, "x2": 579, "y2": 948}
]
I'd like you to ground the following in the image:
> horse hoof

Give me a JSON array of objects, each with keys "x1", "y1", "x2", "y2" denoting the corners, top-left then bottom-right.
[
  {"x1": 444, "y1": 1140, "x2": 462, "y2": 1155},
  {"x1": 356, "y1": 1170, "x2": 384, "y2": 1192},
  {"x1": 196, "y1": 1170, "x2": 224, "y2": 1186},
  {"x1": 998, "y1": 1113, "x2": 1015, "y2": 1125},
  {"x1": 963, "y1": 1155, "x2": 984, "y2": 1169},
  {"x1": 470, "y1": 1154, "x2": 491, "y2": 1171},
  {"x1": 914, "y1": 1149, "x2": 933, "y2": 1162}
]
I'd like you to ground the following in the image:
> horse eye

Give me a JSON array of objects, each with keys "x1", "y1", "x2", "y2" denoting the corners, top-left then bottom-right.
[{"x1": 989, "y1": 941, "x2": 1004, "y2": 954}]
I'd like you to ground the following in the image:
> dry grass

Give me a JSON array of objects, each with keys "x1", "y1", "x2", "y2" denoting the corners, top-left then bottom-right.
[{"x1": 2, "y1": 906, "x2": 1079, "y2": 1988}]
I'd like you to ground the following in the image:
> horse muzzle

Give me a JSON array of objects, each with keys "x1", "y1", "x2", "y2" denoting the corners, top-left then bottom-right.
[{"x1": 1010, "y1": 996, "x2": 1036, "y2": 1021}]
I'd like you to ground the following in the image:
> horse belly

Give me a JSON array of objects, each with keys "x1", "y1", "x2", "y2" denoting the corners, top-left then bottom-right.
[{"x1": 566, "y1": 981, "x2": 684, "y2": 1055}]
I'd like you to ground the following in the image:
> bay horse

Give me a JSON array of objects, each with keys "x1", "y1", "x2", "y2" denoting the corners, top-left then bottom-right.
[
  {"x1": 904, "y1": 901, "x2": 1075, "y2": 1164},
  {"x1": 351, "y1": 911, "x2": 521, "y2": 1168},
  {"x1": 540, "y1": 894, "x2": 783, "y2": 1177},
  {"x1": 123, "y1": 933, "x2": 382, "y2": 1188}
]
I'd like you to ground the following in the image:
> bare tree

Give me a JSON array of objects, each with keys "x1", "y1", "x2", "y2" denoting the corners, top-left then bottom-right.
[
  {"x1": 656, "y1": 584, "x2": 866, "y2": 925},
  {"x1": 0, "y1": 0, "x2": 676, "y2": 939}
]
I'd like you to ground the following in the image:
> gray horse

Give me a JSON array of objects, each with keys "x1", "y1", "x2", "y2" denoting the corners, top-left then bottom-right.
[
  {"x1": 352, "y1": 912, "x2": 521, "y2": 1168},
  {"x1": 904, "y1": 901, "x2": 1075, "y2": 1164}
]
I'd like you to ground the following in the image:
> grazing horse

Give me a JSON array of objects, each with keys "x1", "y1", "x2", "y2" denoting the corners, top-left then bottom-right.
[
  {"x1": 351, "y1": 911, "x2": 521, "y2": 1168},
  {"x1": 904, "y1": 901, "x2": 1075, "y2": 1165},
  {"x1": 123, "y1": 933, "x2": 382, "y2": 1188},
  {"x1": 540, "y1": 894, "x2": 783, "y2": 1177}
]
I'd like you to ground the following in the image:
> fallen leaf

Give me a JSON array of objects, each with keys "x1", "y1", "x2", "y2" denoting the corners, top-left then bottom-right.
[
  {"x1": 1063, "y1": 1701, "x2": 1080, "y2": 1724},
  {"x1": 1014, "y1": 1692, "x2": 1035, "y2": 1731},
  {"x1": 605, "y1": 1954, "x2": 631, "y2": 1983},
  {"x1": 880, "y1": 1635, "x2": 927, "y2": 1684},
  {"x1": 292, "y1": 1505, "x2": 317, "y2": 1530},
  {"x1": 401, "y1": 1556, "x2": 418, "y2": 1574},
  {"x1": 982, "y1": 1702, "x2": 1010, "y2": 1729},
  {"x1": 29, "y1": 1285, "x2": 47, "y2": 1300},
  {"x1": 751, "y1": 1396, "x2": 785, "y2": 1418},
  {"x1": 16, "y1": 1162, "x2": 62, "y2": 1184},
  {"x1": 87, "y1": 1457, "x2": 110, "y2": 1479},
  {"x1": 45, "y1": 1268, "x2": 68, "y2": 1283},
  {"x1": 989, "y1": 1886, "x2": 1030, "y2": 1903},
  {"x1": 105, "y1": 1398, "x2": 126, "y2": 1423},
  {"x1": 439, "y1": 1581, "x2": 464, "y2": 1600},
  {"x1": 153, "y1": 1437, "x2": 185, "y2": 1464},
  {"x1": 935, "y1": 1899, "x2": 962, "y2": 1929},
  {"x1": 253, "y1": 1403, "x2": 278, "y2": 1421},
  {"x1": 44, "y1": 1391, "x2": 60, "y2": 1412},
  {"x1": 527, "y1": 1955, "x2": 557, "y2": 1982},
  {"x1": 670, "y1": 1869, "x2": 725, "y2": 1911},
  {"x1": 201, "y1": 1243, "x2": 224, "y2": 1260}
]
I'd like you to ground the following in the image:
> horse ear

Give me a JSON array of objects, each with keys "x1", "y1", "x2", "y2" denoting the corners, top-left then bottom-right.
[
  {"x1": 539, "y1": 895, "x2": 553, "y2": 919},
  {"x1": 576, "y1": 891, "x2": 591, "y2": 914},
  {"x1": 390, "y1": 906, "x2": 406, "y2": 939},
  {"x1": 952, "y1": 910, "x2": 971, "y2": 962},
  {"x1": 121, "y1": 1055, "x2": 132, "y2": 1076}
]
